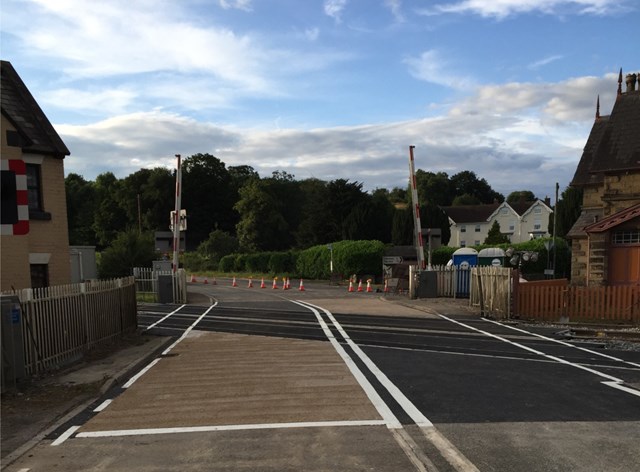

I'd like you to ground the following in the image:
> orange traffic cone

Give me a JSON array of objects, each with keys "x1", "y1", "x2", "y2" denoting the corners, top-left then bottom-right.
[
  {"x1": 366, "y1": 279, "x2": 373, "y2": 293},
  {"x1": 203, "y1": 277, "x2": 209, "y2": 284},
  {"x1": 348, "y1": 280, "x2": 354, "y2": 292},
  {"x1": 299, "y1": 279, "x2": 305, "y2": 291},
  {"x1": 272, "y1": 278, "x2": 279, "y2": 289},
  {"x1": 232, "y1": 277, "x2": 238, "y2": 287},
  {"x1": 384, "y1": 279, "x2": 389, "y2": 293},
  {"x1": 212, "y1": 277, "x2": 217, "y2": 285},
  {"x1": 357, "y1": 280, "x2": 363, "y2": 292},
  {"x1": 248, "y1": 278, "x2": 253, "y2": 288},
  {"x1": 283, "y1": 277, "x2": 289, "y2": 290},
  {"x1": 260, "y1": 278, "x2": 266, "y2": 289},
  {"x1": 190, "y1": 274, "x2": 196, "y2": 283}
]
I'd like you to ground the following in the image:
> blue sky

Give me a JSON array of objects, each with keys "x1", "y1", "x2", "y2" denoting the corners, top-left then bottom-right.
[{"x1": 2, "y1": 0, "x2": 638, "y2": 199}]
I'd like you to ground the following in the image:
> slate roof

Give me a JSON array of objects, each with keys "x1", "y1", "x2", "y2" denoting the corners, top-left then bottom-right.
[
  {"x1": 442, "y1": 203, "x2": 501, "y2": 223},
  {"x1": 566, "y1": 208, "x2": 604, "y2": 239},
  {"x1": 443, "y1": 201, "x2": 540, "y2": 224},
  {"x1": 1, "y1": 60, "x2": 70, "y2": 158},
  {"x1": 571, "y1": 89, "x2": 640, "y2": 187},
  {"x1": 583, "y1": 202, "x2": 640, "y2": 233}
]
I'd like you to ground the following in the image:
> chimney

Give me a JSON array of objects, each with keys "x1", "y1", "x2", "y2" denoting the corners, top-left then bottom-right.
[
  {"x1": 625, "y1": 73, "x2": 637, "y2": 92},
  {"x1": 544, "y1": 196, "x2": 551, "y2": 206}
]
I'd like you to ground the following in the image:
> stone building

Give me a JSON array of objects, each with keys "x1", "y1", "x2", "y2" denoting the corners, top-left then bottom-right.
[
  {"x1": 567, "y1": 69, "x2": 640, "y2": 286},
  {"x1": 1, "y1": 60, "x2": 71, "y2": 290}
]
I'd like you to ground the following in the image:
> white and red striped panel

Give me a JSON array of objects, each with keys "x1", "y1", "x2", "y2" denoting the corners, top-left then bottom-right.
[{"x1": 1, "y1": 159, "x2": 30, "y2": 235}]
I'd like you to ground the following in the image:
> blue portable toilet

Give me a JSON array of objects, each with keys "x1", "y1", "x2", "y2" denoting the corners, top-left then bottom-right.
[{"x1": 452, "y1": 248, "x2": 478, "y2": 298}]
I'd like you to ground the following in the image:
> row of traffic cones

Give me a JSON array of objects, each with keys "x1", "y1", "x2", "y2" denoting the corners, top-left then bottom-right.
[
  {"x1": 347, "y1": 279, "x2": 390, "y2": 293},
  {"x1": 190, "y1": 275, "x2": 305, "y2": 291}
]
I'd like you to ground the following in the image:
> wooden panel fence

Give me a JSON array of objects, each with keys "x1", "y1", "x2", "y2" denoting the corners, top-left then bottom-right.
[
  {"x1": 470, "y1": 267, "x2": 513, "y2": 319},
  {"x1": 516, "y1": 281, "x2": 640, "y2": 324},
  {"x1": 1, "y1": 277, "x2": 137, "y2": 375}
]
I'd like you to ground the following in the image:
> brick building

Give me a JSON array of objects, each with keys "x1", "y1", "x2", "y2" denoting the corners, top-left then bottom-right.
[
  {"x1": 1, "y1": 60, "x2": 71, "y2": 290},
  {"x1": 567, "y1": 70, "x2": 640, "y2": 286}
]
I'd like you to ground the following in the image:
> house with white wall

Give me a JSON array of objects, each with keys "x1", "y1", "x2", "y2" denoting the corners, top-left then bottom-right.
[{"x1": 444, "y1": 199, "x2": 553, "y2": 247}]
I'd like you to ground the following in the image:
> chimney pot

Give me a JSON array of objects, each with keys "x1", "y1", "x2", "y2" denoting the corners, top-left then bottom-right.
[{"x1": 625, "y1": 73, "x2": 637, "y2": 92}]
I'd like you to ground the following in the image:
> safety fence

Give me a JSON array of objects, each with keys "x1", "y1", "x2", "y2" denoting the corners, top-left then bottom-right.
[
  {"x1": 1, "y1": 277, "x2": 137, "y2": 375},
  {"x1": 470, "y1": 267, "x2": 513, "y2": 319},
  {"x1": 516, "y1": 279, "x2": 640, "y2": 323},
  {"x1": 133, "y1": 268, "x2": 187, "y2": 304}
]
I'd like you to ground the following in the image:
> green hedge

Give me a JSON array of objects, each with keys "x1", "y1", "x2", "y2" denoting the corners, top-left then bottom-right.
[{"x1": 296, "y1": 240, "x2": 385, "y2": 279}]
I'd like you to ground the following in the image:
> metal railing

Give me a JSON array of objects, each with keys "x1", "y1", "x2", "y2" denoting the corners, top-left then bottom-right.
[{"x1": 1, "y1": 277, "x2": 137, "y2": 375}]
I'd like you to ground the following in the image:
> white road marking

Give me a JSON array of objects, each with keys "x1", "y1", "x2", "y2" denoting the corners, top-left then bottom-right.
[
  {"x1": 481, "y1": 317, "x2": 640, "y2": 369},
  {"x1": 51, "y1": 425, "x2": 80, "y2": 446},
  {"x1": 76, "y1": 420, "x2": 387, "y2": 438},
  {"x1": 123, "y1": 302, "x2": 219, "y2": 389},
  {"x1": 93, "y1": 399, "x2": 113, "y2": 412},
  {"x1": 297, "y1": 300, "x2": 480, "y2": 472},
  {"x1": 162, "y1": 301, "x2": 218, "y2": 355},
  {"x1": 122, "y1": 358, "x2": 161, "y2": 388},
  {"x1": 601, "y1": 381, "x2": 640, "y2": 398},
  {"x1": 145, "y1": 304, "x2": 187, "y2": 330},
  {"x1": 357, "y1": 342, "x2": 640, "y2": 371},
  {"x1": 290, "y1": 301, "x2": 401, "y2": 429},
  {"x1": 440, "y1": 314, "x2": 640, "y2": 397}
]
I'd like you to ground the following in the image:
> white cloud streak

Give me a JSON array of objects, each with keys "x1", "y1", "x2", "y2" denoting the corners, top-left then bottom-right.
[
  {"x1": 418, "y1": 0, "x2": 630, "y2": 19},
  {"x1": 404, "y1": 49, "x2": 475, "y2": 89},
  {"x1": 324, "y1": 0, "x2": 348, "y2": 22},
  {"x1": 57, "y1": 74, "x2": 619, "y2": 198}
]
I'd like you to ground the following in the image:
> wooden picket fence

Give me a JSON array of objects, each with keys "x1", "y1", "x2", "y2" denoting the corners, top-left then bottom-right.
[
  {"x1": 1, "y1": 277, "x2": 137, "y2": 375},
  {"x1": 470, "y1": 267, "x2": 513, "y2": 319},
  {"x1": 516, "y1": 279, "x2": 640, "y2": 324}
]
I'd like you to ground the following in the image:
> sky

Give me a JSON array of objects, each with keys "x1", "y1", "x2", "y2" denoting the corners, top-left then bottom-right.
[{"x1": 1, "y1": 0, "x2": 638, "y2": 200}]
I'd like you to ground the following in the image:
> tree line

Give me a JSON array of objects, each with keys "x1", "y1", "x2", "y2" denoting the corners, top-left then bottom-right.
[{"x1": 66, "y1": 153, "x2": 581, "y2": 257}]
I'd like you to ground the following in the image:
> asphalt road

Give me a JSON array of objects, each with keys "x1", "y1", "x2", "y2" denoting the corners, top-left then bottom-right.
[{"x1": 5, "y1": 281, "x2": 640, "y2": 471}]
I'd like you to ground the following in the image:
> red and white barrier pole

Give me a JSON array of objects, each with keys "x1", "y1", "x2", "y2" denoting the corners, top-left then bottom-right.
[
  {"x1": 408, "y1": 146, "x2": 426, "y2": 270},
  {"x1": 172, "y1": 154, "x2": 182, "y2": 273}
]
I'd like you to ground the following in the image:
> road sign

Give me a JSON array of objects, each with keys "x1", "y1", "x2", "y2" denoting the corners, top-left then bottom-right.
[{"x1": 383, "y1": 256, "x2": 403, "y2": 265}]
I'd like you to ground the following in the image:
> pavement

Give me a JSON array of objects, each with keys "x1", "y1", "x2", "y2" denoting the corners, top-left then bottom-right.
[{"x1": 1, "y1": 290, "x2": 637, "y2": 470}]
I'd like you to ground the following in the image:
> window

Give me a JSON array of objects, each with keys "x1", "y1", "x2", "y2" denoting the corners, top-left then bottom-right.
[
  {"x1": 474, "y1": 240, "x2": 480, "y2": 246},
  {"x1": 509, "y1": 221, "x2": 515, "y2": 231},
  {"x1": 501, "y1": 208, "x2": 508, "y2": 215},
  {"x1": 533, "y1": 218, "x2": 541, "y2": 230},
  {"x1": 460, "y1": 225, "x2": 466, "y2": 233},
  {"x1": 26, "y1": 164, "x2": 43, "y2": 211},
  {"x1": 475, "y1": 225, "x2": 481, "y2": 232},
  {"x1": 30, "y1": 264, "x2": 49, "y2": 288},
  {"x1": 534, "y1": 207, "x2": 542, "y2": 214},
  {"x1": 460, "y1": 240, "x2": 466, "y2": 247},
  {"x1": 26, "y1": 164, "x2": 51, "y2": 220},
  {"x1": 613, "y1": 230, "x2": 640, "y2": 245}
]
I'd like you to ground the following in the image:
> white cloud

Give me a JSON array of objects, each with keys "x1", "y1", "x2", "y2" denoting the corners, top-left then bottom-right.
[
  {"x1": 403, "y1": 49, "x2": 475, "y2": 89},
  {"x1": 324, "y1": 0, "x2": 348, "y2": 22},
  {"x1": 385, "y1": 0, "x2": 405, "y2": 22},
  {"x1": 219, "y1": 0, "x2": 252, "y2": 11},
  {"x1": 528, "y1": 55, "x2": 564, "y2": 70},
  {"x1": 305, "y1": 27, "x2": 320, "y2": 41},
  {"x1": 418, "y1": 0, "x2": 630, "y2": 19},
  {"x1": 42, "y1": 87, "x2": 138, "y2": 115},
  {"x1": 57, "y1": 73, "x2": 620, "y2": 198}
]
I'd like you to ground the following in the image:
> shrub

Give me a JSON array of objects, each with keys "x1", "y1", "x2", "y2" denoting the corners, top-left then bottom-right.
[
  {"x1": 219, "y1": 254, "x2": 236, "y2": 272},
  {"x1": 98, "y1": 230, "x2": 157, "y2": 279}
]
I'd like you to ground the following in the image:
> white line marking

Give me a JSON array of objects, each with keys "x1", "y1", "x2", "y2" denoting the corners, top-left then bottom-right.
[
  {"x1": 290, "y1": 301, "x2": 401, "y2": 429},
  {"x1": 482, "y1": 318, "x2": 640, "y2": 368},
  {"x1": 437, "y1": 314, "x2": 640, "y2": 397},
  {"x1": 16, "y1": 469, "x2": 31, "y2": 472},
  {"x1": 298, "y1": 300, "x2": 479, "y2": 472},
  {"x1": 93, "y1": 399, "x2": 113, "y2": 412},
  {"x1": 76, "y1": 420, "x2": 387, "y2": 438},
  {"x1": 122, "y1": 358, "x2": 161, "y2": 388},
  {"x1": 357, "y1": 341, "x2": 640, "y2": 371},
  {"x1": 51, "y1": 425, "x2": 80, "y2": 446},
  {"x1": 601, "y1": 381, "x2": 640, "y2": 397},
  {"x1": 299, "y1": 301, "x2": 433, "y2": 427},
  {"x1": 162, "y1": 301, "x2": 218, "y2": 355},
  {"x1": 145, "y1": 304, "x2": 186, "y2": 330}
]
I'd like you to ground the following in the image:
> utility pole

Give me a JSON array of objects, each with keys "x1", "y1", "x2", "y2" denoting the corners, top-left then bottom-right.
[
  {"x1": 172, "y1": 154, "x2": 182, "y2": 273},
  {"x1": 553, "y1": 182, "x2": 559, "y2": 276},
  {"x1": 408, "y1": 146, "x2": 426, "y2": 270}
]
